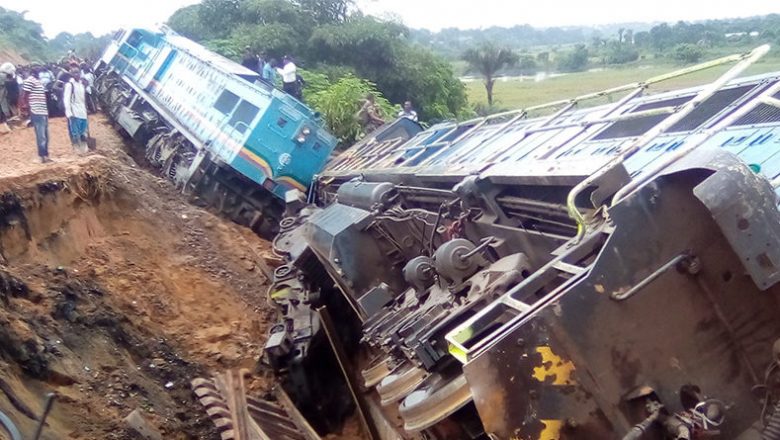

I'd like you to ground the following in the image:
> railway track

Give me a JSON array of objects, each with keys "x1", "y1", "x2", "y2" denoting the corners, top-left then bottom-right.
[{"x1": 191, "y1": 369, "x2": 320, "y2": 440}]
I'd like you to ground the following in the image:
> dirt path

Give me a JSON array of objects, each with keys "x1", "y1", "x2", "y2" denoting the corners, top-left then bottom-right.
[{"x1": 0, "y1": 115, "x2": 279, "y2": 439}]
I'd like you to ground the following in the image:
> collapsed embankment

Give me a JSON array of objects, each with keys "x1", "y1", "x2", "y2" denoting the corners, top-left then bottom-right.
[{"x1": 0, "y1": 119, "x2": 278, "y2": 439}]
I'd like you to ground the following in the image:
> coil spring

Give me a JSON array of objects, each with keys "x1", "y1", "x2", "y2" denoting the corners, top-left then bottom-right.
[
  {"x1": 0, "y1": 409, "x2": 21, "y2": 440},
  {"x1": 765, "y1": 399, "x2": 780, "y2": 440},
  {"x1": 168, "y1": 157, "x2": 179, "y2": 180}
]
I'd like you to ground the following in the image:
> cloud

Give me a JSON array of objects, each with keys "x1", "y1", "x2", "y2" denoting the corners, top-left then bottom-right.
[
  {"x1": 2, "y1": 0, "x2": 777, "y2": 38},
  {"x1": 0, "y1": 0, "x2": 198, "y2": 37},
  {"x1": 358, "y1": 0, "x2": 779, "y2": 30}
]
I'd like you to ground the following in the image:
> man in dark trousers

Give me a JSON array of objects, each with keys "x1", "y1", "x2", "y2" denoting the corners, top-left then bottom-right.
[
  {"x1": 277, "y1": 56, "x2": 301, "y2": 100},
  {"x1": 241, "y1": 46, "x2": 259, "y2": 73},
  {"x1": 21, "y1": 66, "x2": 51, "y2": 163}
]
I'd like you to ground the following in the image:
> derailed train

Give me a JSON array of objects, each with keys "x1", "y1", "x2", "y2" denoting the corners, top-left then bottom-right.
[
  {"x1": 266, "y1": 45, "x2": 780, "y2": 439},
  {"x1": 94, "y1": 27, "x2": 337, "y2": 236}
]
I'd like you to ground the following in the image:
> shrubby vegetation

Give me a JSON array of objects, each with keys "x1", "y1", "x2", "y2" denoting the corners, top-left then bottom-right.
[
  {"x1": 556, "y1": 44, "x2": 590, "y2": 72},
  {"x1": 302, "y1": 72, "x2": 395, "y2": 145},
  {"x1": 168, "y1": 0, "x2": 469, "y2": 132},
  {"x1": 0, "y1": 7, "x2": 111, "y2": 62},
  {"x1": 50, "y1": 32, "x2": 112, "y2": 61},
  {"x1": 0, "y1": 7, "x2": 50, "y2": 61}
]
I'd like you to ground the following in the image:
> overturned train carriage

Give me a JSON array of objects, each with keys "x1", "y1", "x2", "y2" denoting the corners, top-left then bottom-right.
[
  {"x1": 94, "y1": 27, "x2": 337, "y2": 236},
  {"x1": 267, "y1": 45, "x2": 780, "y2": 439}
]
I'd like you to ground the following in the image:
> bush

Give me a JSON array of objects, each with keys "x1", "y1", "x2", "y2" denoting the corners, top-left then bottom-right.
[
  {"x1": 605, "y1": 43, "x2": 639, "y2": 65},
  {"x1": 556, "y1": 44, "x2": 589, "y2": 72},
  {"x1": 672, "y1": 43, "x2": 704, "y2": 63},
  {"x1": 304, "y1": 74, "x2": 397, "y2": 147}
]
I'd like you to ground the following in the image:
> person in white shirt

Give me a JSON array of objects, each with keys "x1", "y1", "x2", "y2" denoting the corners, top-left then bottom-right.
[
  {"x1": 63, "y1": 65, "x2": 89, "y2": 154},
  {"x1": 398, "y1": 101, "x2": 419, "y2": 122},
  {"x1": 276, "y1": 56, "x2": 301, "y2": 100}
]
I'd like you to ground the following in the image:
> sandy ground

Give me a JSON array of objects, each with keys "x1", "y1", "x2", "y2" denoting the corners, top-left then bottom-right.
[
  {"x1": 0, "y1": 114, "x2": 279, "y2": 439},
  {"x1": 0, "y1": 116, "x2": 101, "y2": 178}
]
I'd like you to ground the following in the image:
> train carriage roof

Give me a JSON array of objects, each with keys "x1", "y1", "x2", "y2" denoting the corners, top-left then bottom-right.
[{"x1": 163, "y1": 31, "x2": 261, "y2": 82}]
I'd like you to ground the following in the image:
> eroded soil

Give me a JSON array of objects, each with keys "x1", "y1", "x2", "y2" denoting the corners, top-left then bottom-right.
[{"x1": 0, "y1": 115, "x2": 278, "y2": 439}]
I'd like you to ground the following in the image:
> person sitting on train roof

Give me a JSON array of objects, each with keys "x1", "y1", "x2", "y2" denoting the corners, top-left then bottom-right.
[
  {"x1": 398, "y1": 101, "x2": 419, "y2": 122},
  {"x1": 357, "y1": 93, "x2": 386, "y2": 136}
]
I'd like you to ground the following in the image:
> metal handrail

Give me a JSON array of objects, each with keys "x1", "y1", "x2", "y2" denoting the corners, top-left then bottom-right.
[
  {"x1": 422, "y1": 48, "x2": 754, "y2": 170},
  {"x1": 489, "y1": 86, "x2": 649, "y2": 163},
  {"x1": 612, "y1": 78, "x2": 780, "y2": 205},
  {"x1": 566, "y1": 44, "x2": 771, "y2": 242}
]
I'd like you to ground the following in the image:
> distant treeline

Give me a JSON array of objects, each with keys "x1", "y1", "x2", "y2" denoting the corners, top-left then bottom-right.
[
  {"x1": 451, "y1": 15, "x2": 780, "y2": 78},
  {"x1": 414, "y1": 14, "x2": 780, "y2": 60},
  {"x1": 0, "y1": 6, "x2": 110, "y2": 62}
]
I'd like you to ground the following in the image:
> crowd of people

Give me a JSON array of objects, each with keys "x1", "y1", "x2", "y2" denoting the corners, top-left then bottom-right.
[
  {"x1": 3, "y1": 47, "x2": 423, "y2": 163},
  {"x1": 1, "y1": 55, "x2": 97, "y2": 163},
  {"x1": 241, "y1": 47, "x2": 304, "y2": 100}
]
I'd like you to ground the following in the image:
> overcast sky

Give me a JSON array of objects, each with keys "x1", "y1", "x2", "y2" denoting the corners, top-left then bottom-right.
[{"x1": 1, "y1": 0, "x2": 778, "y2": 37}]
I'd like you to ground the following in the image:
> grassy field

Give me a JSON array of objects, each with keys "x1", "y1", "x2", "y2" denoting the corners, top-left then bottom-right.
[{"x1": 465, "y1": 57, "x2": 780, "y2": 111}]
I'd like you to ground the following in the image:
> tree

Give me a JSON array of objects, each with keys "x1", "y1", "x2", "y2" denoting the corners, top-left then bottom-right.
[
  {"x1": 649, "y1": 23, "x2": 674, "y2": 51},
  {"x1": 50, "y1": 32, "x2": 112, "y2": 60},
  {"x1": 231, "y1": 23, "x2": 301, "y2": 58},
  {"x1": 517, "y1": 55, "x2": 538, "y2": 75},
  {"x1": 672, "y1": 43, "x2": 704, "y2": 63},
  {"x1": 0, "y1": 6, "x2": 50, "y2": 60},
  {"x1": 308, "y1": 16, "x2": 467, "y2": 121},
  {"x1": 293, "y1": 0, "x2": 353, "y2": 25},
  {"x1": 304, "y1": 73, "x2": 396, "y2": 145},
  {"x1": 243, "y1": 0, "x2": 314, "y2": 36},
  {"x1": 462, "y1": 43, "x2": 519, "y2": 106},
  {"x1": 605, "y1": 41, "x2": 639, "y2": 65},
  {"x1": 163, "y1": 1, "x2": 469, "y2": 124},
  {"x1": 168, "y1": 4, "x2": 210, "y2": 40},
  {"x1": 198, "y1": 0, "x2": 245, "y2": 38},
  {"x1": 556, "y1": 44, "x2": 589, "y2": 72},
  {"x1": 536, "y1": 51, "x2": 550, "y2": 73}
]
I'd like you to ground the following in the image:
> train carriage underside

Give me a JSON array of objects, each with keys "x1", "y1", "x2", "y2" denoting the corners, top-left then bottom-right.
[
  {"x1": 261, "y1": 46, "x2": 780, "y2": 440},
  {"x1": 94, "y1": 70, "x2": 285, "y2": 237}
]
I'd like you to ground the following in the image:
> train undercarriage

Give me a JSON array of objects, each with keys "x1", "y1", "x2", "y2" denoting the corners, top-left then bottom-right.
[
  {"x1": 264, "y1": 149, "x2": 780, "y2": 439},
  {"x1": 94, "y1": 70, "x2": 284, "y2": 238}
]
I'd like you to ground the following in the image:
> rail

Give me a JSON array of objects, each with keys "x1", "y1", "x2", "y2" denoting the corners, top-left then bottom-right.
[{"x1": 565, "y1": 44, "x2": 771, "y2": 242}]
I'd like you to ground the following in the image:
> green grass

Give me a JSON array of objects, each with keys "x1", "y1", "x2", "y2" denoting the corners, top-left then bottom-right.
[{"x1": 465, "y1": 57, "x2": 780, "y2": 112}]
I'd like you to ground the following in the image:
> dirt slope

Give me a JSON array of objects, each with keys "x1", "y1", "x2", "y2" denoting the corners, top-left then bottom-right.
[
  {"x1": 0, "y1": 47, "x2": 27, "y2": 66},
  {"x1": 0, "y1": 116, "x2": 277, "y2": 439}
]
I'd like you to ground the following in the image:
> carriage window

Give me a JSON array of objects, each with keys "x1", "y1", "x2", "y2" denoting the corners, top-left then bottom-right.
[
  {"x1": 126, "y1": 31, "x2": 144, "y2": 48},
  {"x1": 214, "y1": 90, "x2": 239, "y2": 115},
  {"x1": 229, "y1": 101, "x2": 260, "y2": 134}
]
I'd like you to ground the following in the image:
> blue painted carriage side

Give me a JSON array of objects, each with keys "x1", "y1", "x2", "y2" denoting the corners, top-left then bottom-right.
[
  {"x1": 325, "y1": 72, "x2": 780, "y2": 191},
  {"x1": 102, "y1": 27, "x2": 337, "y2": 199},
  {"x1": 154, "y1": 50, "x2": 178, "y2": 81}
]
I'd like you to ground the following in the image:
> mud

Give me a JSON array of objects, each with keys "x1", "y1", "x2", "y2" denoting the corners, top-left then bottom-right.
[{"x1": 0, "y1": 115, "x2": 278, "y2": 439}]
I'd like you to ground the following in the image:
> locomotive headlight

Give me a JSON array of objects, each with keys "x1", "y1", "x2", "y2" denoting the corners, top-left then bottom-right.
[{"x1": 296, "y1": 126, "x2": 312, "y2": 144}]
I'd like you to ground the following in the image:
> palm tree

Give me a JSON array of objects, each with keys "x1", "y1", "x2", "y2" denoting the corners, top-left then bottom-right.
[{"x1": 463, "y1": 43, "x2": 519, "y2": 107}]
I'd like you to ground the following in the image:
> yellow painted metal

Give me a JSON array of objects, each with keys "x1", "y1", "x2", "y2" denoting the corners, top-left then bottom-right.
[
  {"x1": 539, "y1": 420, "x2": 564, "y2": 440},
  {"x1": 531, "y1": 346, "x2": 576, "y2": 386}
]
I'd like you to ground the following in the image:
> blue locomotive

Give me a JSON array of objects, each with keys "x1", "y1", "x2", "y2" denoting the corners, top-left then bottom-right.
[{"x1": 95, "y1": 27, "x2": 337, "y2": 235}]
